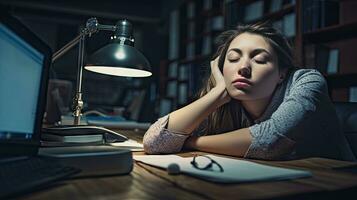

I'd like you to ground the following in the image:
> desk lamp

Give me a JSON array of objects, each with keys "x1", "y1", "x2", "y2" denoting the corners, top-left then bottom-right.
[{"x1": 51, "y1": 17, "x2": 151, "y2": 129}]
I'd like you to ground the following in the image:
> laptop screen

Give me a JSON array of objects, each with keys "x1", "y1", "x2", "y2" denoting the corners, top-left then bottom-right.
[
  {"x1": 0, "y1": 11, "x2": 51, "y2": 154},
  {"x1": 0, "y1": 23, "x2": 44, "y2": 140}
]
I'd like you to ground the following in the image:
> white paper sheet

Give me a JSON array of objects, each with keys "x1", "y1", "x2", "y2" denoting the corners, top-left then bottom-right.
[
  {"x1": 134, "y1": 154, "x2": 312, "y2": 183},
  {"x1": 110, "y1": 139, "x2": 144, "y2": 152}
]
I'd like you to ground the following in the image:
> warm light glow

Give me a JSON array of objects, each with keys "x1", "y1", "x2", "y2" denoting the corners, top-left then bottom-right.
[
  {"x1": 115, "y1": 50, "x2": 126, "y2": 59},
  {"x1": 84, "y1": 66, "x2": 152, "y2": 77}
]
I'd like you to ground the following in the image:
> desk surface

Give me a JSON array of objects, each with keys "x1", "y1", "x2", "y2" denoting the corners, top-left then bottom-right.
[{"x1": 23, "y1": 130, "x2": 357, "y2": 200}]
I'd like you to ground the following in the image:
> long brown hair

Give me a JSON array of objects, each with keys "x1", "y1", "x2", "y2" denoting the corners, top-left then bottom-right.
[{"x1": 198, "y1": 22, "x2": 297, "y2": 135}]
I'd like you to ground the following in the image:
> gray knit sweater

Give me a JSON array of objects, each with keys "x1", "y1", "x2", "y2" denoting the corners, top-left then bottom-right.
[{"x1": 143, "y1": 69, "x2": 355, "y2": 161}]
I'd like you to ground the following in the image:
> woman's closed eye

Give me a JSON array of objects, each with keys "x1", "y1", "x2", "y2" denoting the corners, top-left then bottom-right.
[
  {"x1": 253, "y1": 55, "x2": 269, "y2": 64},
  {"x1": 227, "y1": 52, "x2": 241, "y2": 63},
  {"x1": 228, "y1": 57, "x2": 240, "y2": 62}
]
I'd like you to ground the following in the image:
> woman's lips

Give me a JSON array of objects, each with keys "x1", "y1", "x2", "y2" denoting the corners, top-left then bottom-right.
[
  {"x1": 232, "y1": 78, "x2": 252, "y2": 88},
  {"x1": 233, "y1": 81, "x2": 251, "y2": 88}
]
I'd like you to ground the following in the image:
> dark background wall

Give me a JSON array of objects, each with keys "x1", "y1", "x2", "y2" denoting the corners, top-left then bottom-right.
[
  {"x1": 5, "y1": 0, "x2": 354, "y2": 123},
  {"x1": 0, "y1": 0, "x2": 182, "y2": 122}
]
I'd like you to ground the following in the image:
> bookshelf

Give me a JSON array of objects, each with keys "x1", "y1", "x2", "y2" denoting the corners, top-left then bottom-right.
[
  {"x1": 300, "y1": 0, "x2": 357, "y2": 102},
  {"x1": 158, "y1": 0, "x2": 224, "y2": 117},
  {"x1": 158, "y1": 0, "x2": 357, "y2": 117},
  {"x1": 303, "y1": 21, "x2": 357, "y2": 43}
]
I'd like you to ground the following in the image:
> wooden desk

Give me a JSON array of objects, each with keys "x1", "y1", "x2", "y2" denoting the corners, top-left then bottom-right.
[{"x1": 23, "y1": 130, "x2": 357, "y2": 200}]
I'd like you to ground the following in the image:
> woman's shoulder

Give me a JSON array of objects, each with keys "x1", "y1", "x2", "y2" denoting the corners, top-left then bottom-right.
[
  {"x1": 285, "y1": 68, "x2": 328, "y2": 95},
  {"x1": 290, "y1": 68, "x2": 324, "y2": 81},
  {"x1": 288, "y1": 68, "x2": 326, "y2": 86}
]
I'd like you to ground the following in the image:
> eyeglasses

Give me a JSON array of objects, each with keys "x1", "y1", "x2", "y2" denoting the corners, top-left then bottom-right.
[{"x1": 190, "y1": 154, "x2": 224, "y2": 172}]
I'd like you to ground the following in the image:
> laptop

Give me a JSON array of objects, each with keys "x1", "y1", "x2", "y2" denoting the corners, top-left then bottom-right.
[
  {"x1": 0, "y1": 10, "x2": 85, "y2": 199},
  {"x1": 0, "y1": 10, "x2": 51, "y2": 156},
  {"x1": 0, "y1": 10, "x2": 133, "y2": 179}
]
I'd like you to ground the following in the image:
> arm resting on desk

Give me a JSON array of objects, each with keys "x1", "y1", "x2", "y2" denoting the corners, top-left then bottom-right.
[
  {"x1": 143, "y1": 114, "x2": 295, "y2": 159},
  {"x1": 143, "y1": 115, "x2": 252, "y2": 156},
  {"x1": 184, "y1": 128, "x2": 252, "y2": 157},
  {"x1": 184, "y1": 127, "x2": 295, "y2": 160},
  {"x1": 143, "y1": 115, "x2": 190, "y2": 154}
]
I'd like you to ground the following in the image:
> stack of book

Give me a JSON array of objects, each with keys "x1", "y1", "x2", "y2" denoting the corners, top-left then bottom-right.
[{"x1": 41, "y1": 125, "x2": 129, "y2": 145}]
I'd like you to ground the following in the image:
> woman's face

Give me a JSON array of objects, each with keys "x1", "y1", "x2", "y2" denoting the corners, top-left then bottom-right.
[{"x1": 222, "y1": 32, "x2": 284, "y2": 101}]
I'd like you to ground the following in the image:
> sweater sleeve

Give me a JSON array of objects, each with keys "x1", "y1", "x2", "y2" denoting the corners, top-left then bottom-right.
[
  {"x1": 244, "y1": 70, "x2": 327, "y2": 160},
  {"x1": 143, "y1": 115, "x2": 190, "y2": 154}
]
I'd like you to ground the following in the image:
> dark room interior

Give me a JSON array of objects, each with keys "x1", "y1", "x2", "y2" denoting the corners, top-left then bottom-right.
[
  {"x1": 1, "y1": 1, "x2": 357, "y2": 199},
  {"x1": 1, "y1": 0, "x2": 357, "y2": 124},
  {"x1": 0, "y1": 0, "x2": 181, "y2": 123}
]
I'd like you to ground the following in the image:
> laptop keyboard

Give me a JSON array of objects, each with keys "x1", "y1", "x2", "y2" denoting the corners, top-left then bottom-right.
[{"x1": 0, "y1": 156, "x2": 80, "y2": 199}]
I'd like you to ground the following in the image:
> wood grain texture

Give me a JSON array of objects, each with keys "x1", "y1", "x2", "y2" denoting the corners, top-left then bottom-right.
[
  {"x1": 23, "y1": 164, "x2": 207, "y2": 200},
  {"x1": 134, "y1": 155, "x2": 357, "y2": 199},
  {"x1": 20, "y1": 130, "x2": 357, "y2": 199}
]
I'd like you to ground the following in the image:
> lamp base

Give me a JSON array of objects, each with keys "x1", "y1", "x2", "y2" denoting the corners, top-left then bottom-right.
[{"x1": 39, "y1": 145, "x2": 133, "y2": 177}]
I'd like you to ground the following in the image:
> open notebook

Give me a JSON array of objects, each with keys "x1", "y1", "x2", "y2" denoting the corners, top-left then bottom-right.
[{"x1": 134, "y1": 154, "x2": 312, "y2": 183}]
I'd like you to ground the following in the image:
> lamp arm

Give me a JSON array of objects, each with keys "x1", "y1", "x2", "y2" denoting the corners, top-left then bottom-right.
[
  {"x1": 52, "y1": 18, "x2": 117, "y2": 63},
  {"x1": 51, "y1": 17, "x2": 124, "y2": 125},
  {"x1": 72, "y1": 32, "x2": 85, "y2": 125},
  {"x1": 97, "y1": 24, "x2": 117, "y2": 32},
  {"x1": 52, "y1": 33, "x2": 85, "y2": 63}
]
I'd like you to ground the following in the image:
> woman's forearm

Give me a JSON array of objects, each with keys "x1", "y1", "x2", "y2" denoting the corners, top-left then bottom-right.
[
  {"x1": 167, "y1": 86, "x2": 228, "y2": 134},
  {"x1": 184, "y1": 128, "x2": 252, "y2": 157}
]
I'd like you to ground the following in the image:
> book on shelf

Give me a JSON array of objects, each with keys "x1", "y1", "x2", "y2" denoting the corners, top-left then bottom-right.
[
  {"x1": 243, "y1": 0, "x2": 264, "y2": 22},
  {"x1": 211, "y1": 16, "x2": 224, "y2": 31},
  {"x1": 195, "y1": 36, "x2": 203, "y2": 56},
  {"x1": 187, "y1": 1, "x2": 195, "y2": 19},
  {"x1": 204, "y1": 18, "x2": 211, "y2": 33},
  {"x1": 311, "y1": 0, "x2": 320, "y2": 31},
  {"x1": 188, "y1": 21, "x2": 195, "y2": 40},
  {"x1": 167, "y1": 80, "x2": 177, "y2": 98},
  {"x1": 302, "y1": 0, "x2": 339, "y2": 33},
  {"x1": 159, "y1": 98, "x2": 172, "y2": 117},
  {"x1": 168, "y1": 62, "x2": 178, "y2": 78},
  {"x1": 320, "y1": 0, "x2": 339, "y2": 28},
  {"x1": 315, "y1": 44, "x2": 330, "y2": 74},
  {"x1": 186, "y1": 42, "x2": 195, "y2": 59},
  {"x1": 178, "y1": 64, "x2": 189, "y2": 81},
  {"x1": 150, "y1": 82, "x2": 156, "y2": 102},
  {"x1": 304, "y1": 44, "x2": 316, "y2": 68},
  {"x1": 270, "y1": 0, "x2": 283, "y2": 13},
  {"x1": 304, "y1": 44, "x2": 339, "y2": 74},
  {"x1": 272, "y1": 19, "x2": 283, "y2": 33},
  {"x1": 169, "y1": 9, "x2": 179, "y2": 60},
  {"x1": 302, "y1": 0, "x2": 309, "y2": 32},
  {"x1": 326, "y1": 48, "x2": 339, "y2": 74},
  {"x1": 349, "y1": 87, "x2": 357, "y2": 102},
  {"x1": 271, "y1": 13, "x2": 295, "y2": 38},
  {"x1": 286, "y1": 0, "x2": 296, "y2": 6},
  {"x1": 178, "y1": 83, "x2": 188, "y2": 105},
  {"x1": 224, "y1": 0, "x2": 242, "y2": 28},
  {"x1": 203, "y1": 0, "x2": 212, "y2": 10},
  {"x1": 283, "y1": 13, "x2": 296, "y2": 37},
  {"x1": 315, "y1": 45, "x2": 339, "y2": 75},
  {"x1": 202, "y1": 35, "x2": 212, "y2": 55}
]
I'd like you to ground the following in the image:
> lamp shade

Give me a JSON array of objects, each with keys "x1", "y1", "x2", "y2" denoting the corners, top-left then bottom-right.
[{"x1": 84, "y1": 43, "x2": 152, "y2": 77}]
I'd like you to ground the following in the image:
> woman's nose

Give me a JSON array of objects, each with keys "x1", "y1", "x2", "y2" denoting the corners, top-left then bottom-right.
[{"x1": 238, "y1": 59, "x2": 251, "y2": 77}]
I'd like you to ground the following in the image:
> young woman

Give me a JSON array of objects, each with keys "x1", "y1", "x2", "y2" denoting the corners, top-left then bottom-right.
[{"x1": 143, "y1": 23, "x2": 355, "y2": 161}]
